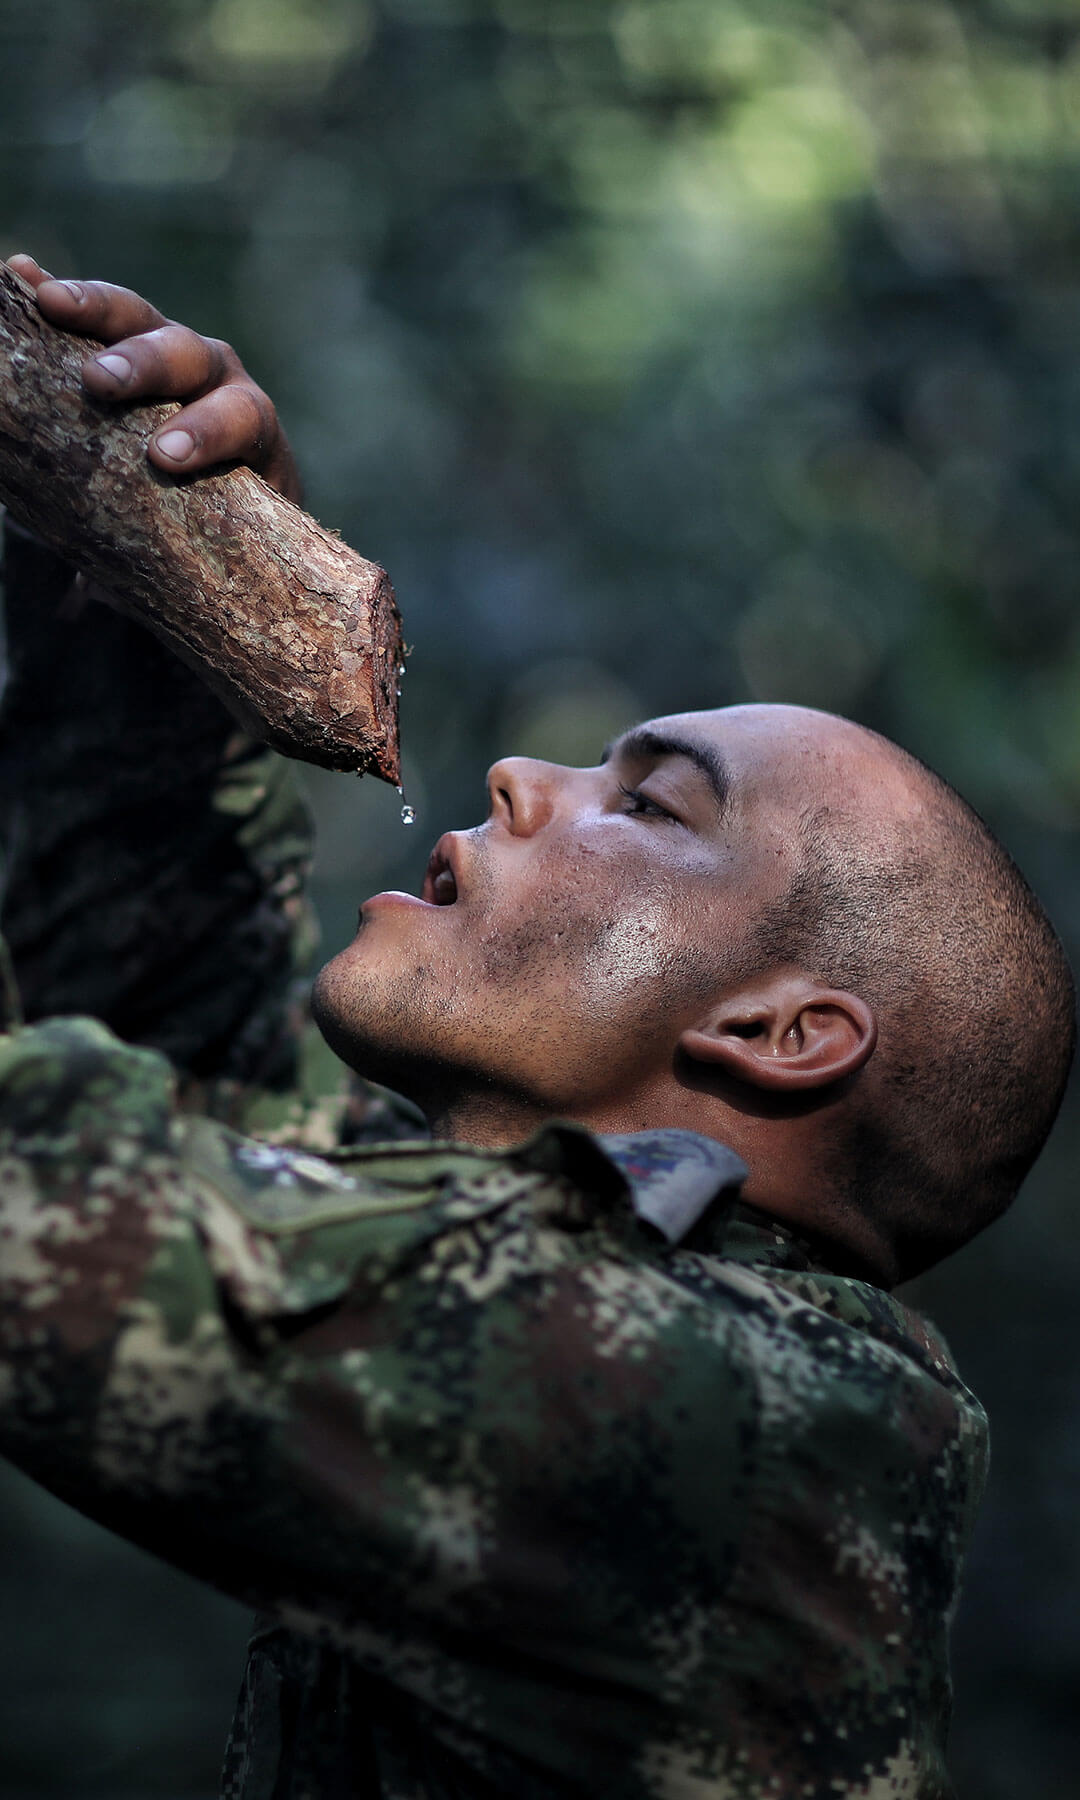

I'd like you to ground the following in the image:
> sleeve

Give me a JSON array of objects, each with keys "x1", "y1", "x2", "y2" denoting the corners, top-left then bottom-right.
[
  {"x1": 0, "y1": 1013, "x2": 734, "y2": 1666},
  {"x1": 0, "y1": 1013, "x2": 454, "y2": 1618},
  {"x1": 0, "y1": 1017, "x2": 990, "y2": 1797},
  {"x1": 0, "y1": 515, "x2": 319, "y2": 1090}
]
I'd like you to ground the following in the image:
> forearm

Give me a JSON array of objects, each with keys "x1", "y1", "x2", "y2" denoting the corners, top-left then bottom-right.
[
  {"x1": 0, "y1": 1014, "x2": 293, "y2": 1585},
  {"x1": 0, "y1": 516, "x2": 317, "y2": 1084},
  {"x1": 0, "y1": 1012, "x2": 547, "y2": 1633}
]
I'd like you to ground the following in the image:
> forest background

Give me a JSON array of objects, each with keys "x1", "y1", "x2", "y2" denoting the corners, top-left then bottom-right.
[{"x1": 1, "y1": 0, "x2": 1078, "y2": 1795}]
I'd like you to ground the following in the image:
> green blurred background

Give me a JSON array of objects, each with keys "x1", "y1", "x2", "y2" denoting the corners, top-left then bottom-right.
[{"x1": 2, "y1": 0, "x2": 1079, "y2": 1792}]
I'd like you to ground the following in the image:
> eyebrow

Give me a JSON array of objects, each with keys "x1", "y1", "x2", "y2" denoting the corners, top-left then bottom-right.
[{"x1": 602, "y1": 727, "x2": 732, "y2": 816}]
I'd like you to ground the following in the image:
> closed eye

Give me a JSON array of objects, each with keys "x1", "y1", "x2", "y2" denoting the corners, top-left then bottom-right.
[{"x1": 617, "y1": 782, "x2": 679, "y2": 822}]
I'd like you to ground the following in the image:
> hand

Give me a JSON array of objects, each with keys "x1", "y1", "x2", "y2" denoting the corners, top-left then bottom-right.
[{"x1": 6, "y1": 254, "x2": 301, "y2": 503}]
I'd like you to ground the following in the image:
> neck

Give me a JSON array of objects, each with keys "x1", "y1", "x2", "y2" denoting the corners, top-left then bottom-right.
[
  {"x1": 407, "y1": 1067, "x2": 554, "y2": 1146},
  {"x1": 726, "y1": 1124, "x2": 898, "y2": 1287},
  {"x1": 425, "y1": 1090, "x2": 549, "y2": 1146},
  {"x1": 416, "y1": 1065, "x2": 686, "y2": 1147},
  {"x1": 422, "y1": 1079, "x2": 897, "y2": 1284}
]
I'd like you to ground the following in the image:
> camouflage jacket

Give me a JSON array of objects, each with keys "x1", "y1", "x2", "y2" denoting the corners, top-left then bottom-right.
[{"x1": 0, "y1": 522, "x2": 988, "y2": 1799}]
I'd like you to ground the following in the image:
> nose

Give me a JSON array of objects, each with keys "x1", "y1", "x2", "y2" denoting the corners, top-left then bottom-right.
[{"x1": 486, "y1": 756, "x2": 564, "y2": 837}]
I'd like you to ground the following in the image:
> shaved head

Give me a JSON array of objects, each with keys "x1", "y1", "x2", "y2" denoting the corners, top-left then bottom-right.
[
  {"x1": 317, "y1": 700, "x2": 1074, "y2": 1283},
  {"x1": 737, "y1": 714, "x2": 1075, "y2": 1278}
]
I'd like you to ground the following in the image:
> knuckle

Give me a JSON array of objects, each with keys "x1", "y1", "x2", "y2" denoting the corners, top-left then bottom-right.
[
  {"x1": 123, "y1": 329, "x2": 168, "y2": 383},
  {"x1": 161, "y1": 320, "x2": 200, "y2": 353},
  {"x1": 194, "y1": 336, "x2": 228, "y2": 391},
  {"x1": 153, "y1": 323, "x2": 218, "y2": 392},
  {"x1": 207, "y1": 336, "x2": 241, "y2": 381},
  {"x1": 75, "y1": 281, "x2": 116, "y2": 325},
  {"x1": 236, "y1": 383, "x2": 276, "y2": 458},
  {"x1": 94, "y1": 281, "x2": 158, "y2": 326}
]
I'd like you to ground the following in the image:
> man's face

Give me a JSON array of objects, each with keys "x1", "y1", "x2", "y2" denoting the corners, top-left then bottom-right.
[{"x1": 312, "y1": 708, "x2": 811, "y2": 1122}]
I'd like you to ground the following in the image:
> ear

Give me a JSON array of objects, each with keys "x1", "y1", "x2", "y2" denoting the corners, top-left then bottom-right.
[{"x1": 679, "y1": 971, "x2": 878, "y2": 1094}]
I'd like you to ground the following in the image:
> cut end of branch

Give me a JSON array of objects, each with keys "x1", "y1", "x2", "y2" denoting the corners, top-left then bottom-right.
[{"x1": 0, "y1": 261, "x2": 406, "y2": 782}]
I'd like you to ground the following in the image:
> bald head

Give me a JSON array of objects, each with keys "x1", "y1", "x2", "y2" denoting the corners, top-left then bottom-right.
[
  {"x1": 714, "y1": 706, "x2": 1075, "y2": 1280},
  {"x1": 319, "y1": 699, "x2": 1073, "y2": 1283}
]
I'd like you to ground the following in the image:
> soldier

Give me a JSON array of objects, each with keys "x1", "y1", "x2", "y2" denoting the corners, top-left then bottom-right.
[{"x1": 0, "y1": 255, "x2": 1073, "y2": 1799}]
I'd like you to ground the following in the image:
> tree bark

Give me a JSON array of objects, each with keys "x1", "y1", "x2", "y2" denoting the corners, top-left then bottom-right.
[{"x1": 0, "y1": 262, "x2": 402, "y2": 779}]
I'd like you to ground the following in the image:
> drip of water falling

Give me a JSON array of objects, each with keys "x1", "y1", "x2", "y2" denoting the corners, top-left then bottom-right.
[{"x1": 401, "y1": 804, "x2": 415, "y2": 825}]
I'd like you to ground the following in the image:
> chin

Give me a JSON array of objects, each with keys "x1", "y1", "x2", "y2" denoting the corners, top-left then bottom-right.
[
  {"x1": 309, "y1": 948, "x2": 449, "y2": 1107},
  {"x1": 310, "y1": 950, "x2": 381, "y2": 1075}
]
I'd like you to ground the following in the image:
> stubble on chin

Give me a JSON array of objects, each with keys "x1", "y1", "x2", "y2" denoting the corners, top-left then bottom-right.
[{"x1": 310, "y1": 934, "x2": 425, "y2": 1076}]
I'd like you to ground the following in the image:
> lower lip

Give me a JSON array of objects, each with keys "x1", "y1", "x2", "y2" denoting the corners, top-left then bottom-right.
[{"x1": 360, "y1": 890, "x2": 437, "y2": 917}]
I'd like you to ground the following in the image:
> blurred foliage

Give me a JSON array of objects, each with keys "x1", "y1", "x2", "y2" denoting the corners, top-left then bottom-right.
[{"x1": 2, "y1": 0, "x2": 1080, "y2": 1794}]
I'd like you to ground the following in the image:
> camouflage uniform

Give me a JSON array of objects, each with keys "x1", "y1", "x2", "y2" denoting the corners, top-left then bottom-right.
[{"x1": 0, "y1": 521, "x2": 988, "y2": 1798}]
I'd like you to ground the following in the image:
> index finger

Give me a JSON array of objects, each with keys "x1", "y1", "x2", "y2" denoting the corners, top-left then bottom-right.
[{"x1": 30, "y1": 277, "x2": 168, "y2": 346}]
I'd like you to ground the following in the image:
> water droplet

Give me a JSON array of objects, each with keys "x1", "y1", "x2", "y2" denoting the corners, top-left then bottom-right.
[
  {"x1": 401, "y1": 804, "x2": 415, "y2": 825},
  {"x1": 398, "y1": 664, "x2": 407, "y2": 678}
]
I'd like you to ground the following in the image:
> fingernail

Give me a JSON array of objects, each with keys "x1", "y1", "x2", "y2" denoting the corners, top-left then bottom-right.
[
  {"x1": 95, "y1": 353, "x2": 131, "y2": 384},
  {"x1": 154, "y1": 429, "x2": 195, "y2": 463},
  {"x1": 60, "y1": 281, "x2": 84, "y2": 302}
]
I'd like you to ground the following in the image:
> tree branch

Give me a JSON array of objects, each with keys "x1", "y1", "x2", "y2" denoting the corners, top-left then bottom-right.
[{"x1": 0, "y1": 262, "x2": 402, "y2": 779}]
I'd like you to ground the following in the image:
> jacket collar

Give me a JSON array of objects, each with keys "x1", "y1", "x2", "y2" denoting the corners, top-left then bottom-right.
[
  {"x1": 509, "y1": 1120, "x2": 746, "y2": 1249},
  {"x1": 597, "y1": 1129, "x2": 747, "y2": 1246}
]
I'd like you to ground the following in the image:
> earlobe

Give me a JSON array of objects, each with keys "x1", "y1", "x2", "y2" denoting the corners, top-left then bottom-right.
[{"x1": 680, "y1": 977, "x2": 878, "y2": 1093}]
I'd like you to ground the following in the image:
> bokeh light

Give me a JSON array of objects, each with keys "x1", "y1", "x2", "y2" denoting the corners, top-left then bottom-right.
[{"x1": 2, "y1": 2, "x2": 1080, "y2": 1793}]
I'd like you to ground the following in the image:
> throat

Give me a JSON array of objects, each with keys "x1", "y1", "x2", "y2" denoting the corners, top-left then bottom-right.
[{"x1": 423, "y1": 1085, "x2": 551, "y2": 1147}]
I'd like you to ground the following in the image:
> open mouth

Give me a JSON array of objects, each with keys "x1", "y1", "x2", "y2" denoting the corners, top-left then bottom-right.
[{"x1": 422, "y1": 836, "x2": 460, "y2": 906}]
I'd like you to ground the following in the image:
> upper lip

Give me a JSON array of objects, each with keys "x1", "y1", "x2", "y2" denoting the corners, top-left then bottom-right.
[{"x1": 422, "y1": 832, "x2": 462, "y2": 905}]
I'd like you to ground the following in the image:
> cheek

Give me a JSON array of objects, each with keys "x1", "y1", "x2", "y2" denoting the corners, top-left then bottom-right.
[
  {"x1": 478, "y1": 865, "x2": 708, "y2": 1025},
  {"x1": 475, "y1": 902, "x2": 601, "y2": 994},
  {"x1": 581, "y1": 897, "x2": 676, "y2": 999}
]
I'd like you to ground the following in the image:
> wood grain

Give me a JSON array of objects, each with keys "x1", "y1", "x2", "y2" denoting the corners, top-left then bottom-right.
[{"x1": 0, "y1": 262, "x2": 402, "y2": 778}]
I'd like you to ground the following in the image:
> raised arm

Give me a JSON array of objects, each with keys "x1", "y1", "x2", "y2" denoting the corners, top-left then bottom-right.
[{"x1": 0, "y1": 256, "x2": 314, "y2": 1096}]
